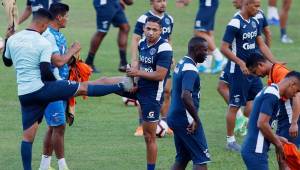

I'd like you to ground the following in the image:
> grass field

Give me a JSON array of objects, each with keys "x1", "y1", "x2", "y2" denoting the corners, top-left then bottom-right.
[{"x1": 0, "y1": 0, "x2": 300, "y2": 169}]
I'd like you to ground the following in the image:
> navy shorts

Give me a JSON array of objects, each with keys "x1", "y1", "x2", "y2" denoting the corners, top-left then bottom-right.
[
  {"x1": 170, "y1": 121, "x2": 211, "y2": 165},
  {"x1": 94, "y1": 3, "x2": 128, "y2": 32},
  {"x1": 228, "y1": 63, "x2": 263, "y2": 107},
  {"x1": 194, "y1": 5, "x2": 218, "y2": 31},
  {"x1": 19, "y1": 80, "x2": 79, "y2": 130},
  {"x1": 219, "y1": 61, "x2": 230, "y2": 84},
  {"x1": 44, "y1": 100, "x2": 67, "y2": 127},
  {"x1": 241, "y1": 151, "x2": 269, "y2": 170}
]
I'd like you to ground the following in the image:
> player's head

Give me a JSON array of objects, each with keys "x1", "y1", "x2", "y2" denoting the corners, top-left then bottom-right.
[
  {"x1": 32, "y1": 8, "x2": 53, "y2": 33},
  {"x1": 49, "y1": 3, "x2": 69, "y2": 28},
  {"x1": 242, "y1": 0, "x2": 260, "y2": 17},
  {"x1": 281, "y1": 71, "x2": 300, "y2": 99},
  {"x1": 143, "y1": 16, "x2": 162, "y2": 43},
  {"x1": 188, "y1": 37, "x2": 208, "y2": 63},
  {"x1": 232, "y1": 0, "x2": 243, "y2": 9},
  {"x1": 246, "y1": 52, "x2": 270, "y2": 77},
  {"x1": 150, "y1": 0, "x2": 167, "y2": 14}
]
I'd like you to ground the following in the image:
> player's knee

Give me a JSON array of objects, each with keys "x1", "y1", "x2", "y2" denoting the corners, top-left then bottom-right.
[
  {"x1": 120, "y1": 24, "x2": 130, "y2": 33},
  {"x1": 164, "y1": 88, "x2": 171, "y2": 99},
  {"x1": 53, "y1": 125, "x2": 65, "y2": 136},
  {"x1": 144, "y1": 134, "x2": 156, "y2": 144}
]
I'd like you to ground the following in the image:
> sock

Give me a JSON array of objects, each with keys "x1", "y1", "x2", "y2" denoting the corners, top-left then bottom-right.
[
  {"x1": 236, "y1": 109, "x2": 243, "y2": 118},
  {"x1": 161, "y1": 117, "x2": 167, "y2": 122},
  {"x1": 139, "y1": 118, "x2": 143, "y2": 125},
  {"x1": 227, "y1": 136, "x2": 236, "y2": 143},
  {"x1": 280, "y1": 28, "x2": 287, "y2": 38},
  {"x1": 85, "y1": 52, "x2": 95, "y2": 65},
  {"x1": 87, "y1": 84, "x2": 123, "y2": 96},
  {"x1": 39, "y1": 155, "x2": 51, "y2": 170},
  {"x1": 212, "y1": 48, "x2": 223, "y2": 62},
  {"x1": 21, "y1": 141, "x2": 32, "y2": 170},
  {"x1": 147, "y1": 164, "x2": 155, "y2": 170},
  {"x1": 267, "y1": 6, "x2": 279, "y2": 19},
  {"x1": 119, "y1": 49, "x2": 127, "y2": 65},
  {"x1": 58, "y1": 158, "x2": 68, "y2": 170}
]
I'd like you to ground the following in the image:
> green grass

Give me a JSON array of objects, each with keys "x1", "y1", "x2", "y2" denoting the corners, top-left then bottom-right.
[{"x1": 0, "y1": 0, "x2": 300, "y2": 169}]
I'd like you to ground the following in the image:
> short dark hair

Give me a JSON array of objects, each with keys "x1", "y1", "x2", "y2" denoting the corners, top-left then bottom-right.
[
  {"x1": 32, "y1": 8, "x2": 53, "y2": 21},
  {"x1": 246, "y1": 52, "x2": 267, "y2": 69},
  {"x1": 285, "y1": 71, "x2": 300, "y2": 82},
  {"x1": 145, "y1": 16, "x2": 162, "y2": 27},
  {"x1": 188, "y1": 36, "x2": 207, "y2": 53},
  {"x1": 49, "y1": 2, "x2": 69, "y2": 18}
]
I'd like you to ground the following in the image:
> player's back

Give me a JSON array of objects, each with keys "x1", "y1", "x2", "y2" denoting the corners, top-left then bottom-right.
[
  {"x1": 5, "y1": 30, "x2": 52, "y2": 95},
  {"x1": 241, "y1": 84, "x2": 280, "y2": 155},
  {"x1": 93, "y1": 0, "x2": 120, "y2": 8},
  {"x1": 267, "y1": 63, "x2": 289, "y2": 85},
  {"x1": 199, "y1": 0, "x2": 218, "y2": 7},
  {"x1": 28, "y1": 0, "x2": 61, "y2": 11},
  {"x1": 168, "y1": 56, "x2": 200, "y2": 126}
]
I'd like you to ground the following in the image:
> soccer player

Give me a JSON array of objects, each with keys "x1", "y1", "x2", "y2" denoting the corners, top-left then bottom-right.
[
  {"x1": 246, "y1": 53, "x2": 300, "y2": 147},
  {"x1": 220, "y1": 0, "x2": 279, "y2": 152},
  {"x1": 217, "y1": 0, "x2": 271, "y2": 135},
  {"x1": 241, "y1": 71, "x2": 300, "y2": 170},
  {"x1": 131, "y1": 0, "x2": 174, "y2": 136},
  {"x1": 2, "y1": 9, "x2": 133, "y2": 170},
  {"x1": 126, "y1": 16, "x2": 173, "y2": 170},
  {"x1": 266, "y1": 0, "x2": 293, "y2": 43},
  {"x1": 85, "y1": 0, "x2": 132, "y2": 73},
  {"x1": 193, "y1": 0, "x2": 225, "y2": 74},
  {"x1": 167, "y1": 37, "x2": 210, "y2": 170},
  {"x1": 38, "y1": 3, "x2": 76, "y2": 170},
  {"x1": 18, "y1": 0, "x2": 61, "y2": 25}
]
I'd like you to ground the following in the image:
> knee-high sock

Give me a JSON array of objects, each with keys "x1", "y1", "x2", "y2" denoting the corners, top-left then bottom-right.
[
  {"x1": 21, "y1": 141, "x2": 32, "y2": 170},
  {"x1": 87, "y1": 84, "x2": 123, "y2": 96}
]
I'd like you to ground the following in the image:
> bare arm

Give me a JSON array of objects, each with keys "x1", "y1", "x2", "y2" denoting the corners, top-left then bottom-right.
[
  {"x1": 221, "y1": 41, "x2": 249, "y2": 75},
  {"x1": 289, "y1": 93, "x2": 300, "y2": 138},
  {"x1": 18, "y1": 6, "x2": 32, "y2": 25},
  {"x1": 51, "y1": 42, "x2": 81, "y2": 67},
  {"x1": 181, "y1": 90, "x2": 200, "y2": 123},
  {"x1": 263, "y1": 26, "x2": 272, "y2": 47},
  {"x1": 257, "y1": 36, "x2": 277, "y2": 64},
  {"x1": 130, "y1": 34, "x2": 141, "y2": 69}
]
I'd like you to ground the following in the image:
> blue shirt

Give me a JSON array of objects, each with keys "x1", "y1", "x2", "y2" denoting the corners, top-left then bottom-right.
[
  {"x1": 27, "y1": 0, "x2": 61, "y2": 12},
  {"x1": 168, "y1": 56, "x2": 200, "y2": 126},
  {"x1": 137, "y1": 37, "x2": 172, "y2": 101},
  {"x1": 242, "y1": 84, "x2": 280, "y2": 154},
  {"x1": 93, "y1": 0, "x2": 120, "y2": 8},
  {"x1": 199, "y1": 0, "x2": 218, "y2": 7},
  {"x1": 223, "y1": 12, "x2": 261, "y2": 62},
  {"x1": 4, "y1": 29, "x2": 52, "y2": 95},
  {"x1": 43, "y1": 26, "x2": 69, "y2": 80},
  {"x1": 134, "y1": 11, "x2": 174, "y2": 40}
]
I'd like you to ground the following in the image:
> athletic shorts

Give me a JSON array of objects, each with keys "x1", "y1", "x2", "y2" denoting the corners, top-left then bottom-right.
[
  {"x1": 94, "y1": 3, "x2": 128, "y2": 32},
  {"x1": 219, "y1": 61, "x2": 230, "y2": 84},
  {"x1": 19, "y1": 80, "x2": 79, "y2": 130},
  {"x1": 194, "y1": 5, "x2": 218, "y2": 31},
  {"x1": 228, "y1": 63, "x2": 263, "y2": 107},
  {"x1": 241, "y1": 151, "x2": 269, "y2": 170},
  {"x1": 44, "y1": 100, "x2": 67, "y2": 127},
  {"x1": 170, "y1": 121, "x2": 211, "y2": 165}
]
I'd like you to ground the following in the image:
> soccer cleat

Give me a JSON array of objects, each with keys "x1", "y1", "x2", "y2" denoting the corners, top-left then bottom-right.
[
  {"x1": 281, "y1": 35, "x2": 294, "y2": 44},
  {"x1": 211, "y1": 60, "x2": 223, "y2": 74},
  {"x1": 87, "y1": 64, "x2": 100, "y2": 73},
  {"x1": 226, "y1": 141, "x2": 241, "y2": 152},
  {"x1": 267, "y1": 17, "x2": 280, "y2": 26},
  {"x1": 118, "y1": 63, "x2": 127, "y2": 72},
  {"x1": 134, "y1": 126, "x2": 143, "y2": 136},
  {"x1": 121, "y1": 76, "x2": 134, "y2": 92}
]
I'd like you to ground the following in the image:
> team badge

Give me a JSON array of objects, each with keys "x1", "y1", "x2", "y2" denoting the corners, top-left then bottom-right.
[
  {"x1": 147, "y1": 111, "x2": 155, "y2": 119},
  {"x1": 150, "y1": 48, "x2": 156, "y2": 55},
  {"x1": 251, "y1": 21, "x2": 256, "y2": 28},
  {"x1": 164, "y1": 18, "x2": 170, "y2": 25}
]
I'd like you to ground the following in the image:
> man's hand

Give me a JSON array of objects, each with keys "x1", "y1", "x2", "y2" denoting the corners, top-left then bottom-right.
[
  {"x1": 126, "y1": 67, "x2": 140, "y2": 77},
  {"x1": 289, "y1": 123, "x2": 298, "y2": 138},
  {"x1": 187, "y1": 120, "x2": 199, "y2": 134},
  {"x1": 69, "y1": 42, "x2": 81, "y2": 54},
  {"x1": 238, "y1": 60, "x2": 250, "y2": 75},
  {"x1": 5, "y1": 26, "x2": 15, "y2": 39}
]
